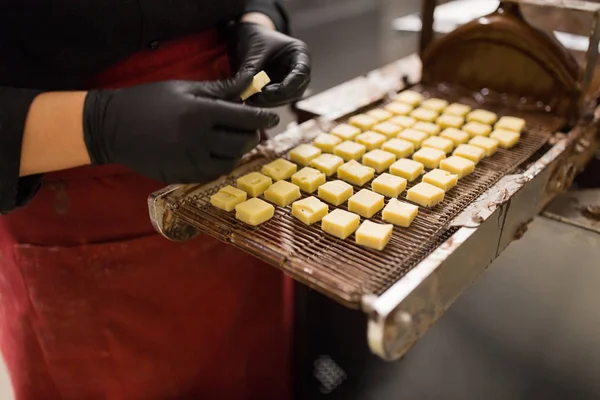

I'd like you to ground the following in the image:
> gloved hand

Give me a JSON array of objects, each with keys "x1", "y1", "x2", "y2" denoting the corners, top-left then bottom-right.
[
  {"x1": 231, "y1": 22, "x2": 311, "y2": 107},
  {"x1": 83, "y1": 75, "x2": 279, "y2": 183}
]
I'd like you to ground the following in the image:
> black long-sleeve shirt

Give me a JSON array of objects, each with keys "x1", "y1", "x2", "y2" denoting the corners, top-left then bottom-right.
[{"x1": 0, "y1": 0, "x2": 288, "y2": 214}]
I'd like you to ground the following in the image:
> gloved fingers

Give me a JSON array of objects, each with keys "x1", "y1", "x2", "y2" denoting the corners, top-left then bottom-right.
[
  {"x1": 210, "y1": 99, "x2": 280, "y2": 131},
  {"x1": 248, "y1": 48, "x2": 311, "y2": 107},
  {"x1": 189, "y1": 72, "x2": 254, "y2": 101},
  {"x1": 209, "y1": 129, "x2": 260, "y2": 158}
]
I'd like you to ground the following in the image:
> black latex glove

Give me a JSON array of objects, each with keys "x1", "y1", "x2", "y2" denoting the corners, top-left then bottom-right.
[
  {"x1": 83, "y1": 75, "x2": 279, "y2": 183},
  {"x1": 231, "y1": 22, "x2": 311, "y2": 107}
]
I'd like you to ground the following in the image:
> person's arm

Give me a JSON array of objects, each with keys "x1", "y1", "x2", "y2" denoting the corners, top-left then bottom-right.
[
  {"x1": 243, "y1": 0, "x2": 289, "y2": 33},
  {"x1": 21, "y1": 91, "x2": 91, "y2": 177},
  {"x1": 0, "y1": 87, "x2": 90, "y2": 213}
]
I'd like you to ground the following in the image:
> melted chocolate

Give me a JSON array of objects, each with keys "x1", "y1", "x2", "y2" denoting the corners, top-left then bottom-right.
[{"x1": 421, "y1": 2, "x2": 582, "y2": 122}]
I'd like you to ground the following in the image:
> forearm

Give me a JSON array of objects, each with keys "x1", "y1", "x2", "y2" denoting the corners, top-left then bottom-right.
[{"x1": 20, "y1": 91, "x2": 91, "y2": 176}]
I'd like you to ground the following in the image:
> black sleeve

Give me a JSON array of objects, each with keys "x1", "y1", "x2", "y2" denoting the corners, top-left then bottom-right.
[
  {"x1": 0, "y1": 87, "x2": 44, "y2": 214},
  {"x1": 244, "y1": 0, "x2": 290, "y2": 34}
]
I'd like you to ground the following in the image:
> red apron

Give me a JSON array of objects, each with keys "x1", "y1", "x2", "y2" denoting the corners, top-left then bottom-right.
[{"x1": 0, "y1": 30, "x2": 293, "y2": 400}]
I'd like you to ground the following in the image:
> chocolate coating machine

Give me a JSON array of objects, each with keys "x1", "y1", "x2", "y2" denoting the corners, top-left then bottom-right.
[{"x1": 148, "y1": 0, "x2": 600, "y2": 361}]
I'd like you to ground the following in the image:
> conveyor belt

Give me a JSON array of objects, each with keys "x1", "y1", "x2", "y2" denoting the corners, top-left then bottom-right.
[{"x1": 171, "y1": 87, "x2": 564, "y2": 308}]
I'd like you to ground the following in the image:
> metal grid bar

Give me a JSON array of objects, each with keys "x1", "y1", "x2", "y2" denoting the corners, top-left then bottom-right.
[{"x1": 171, "y1": 87, "x2": 563, "y2": 308}]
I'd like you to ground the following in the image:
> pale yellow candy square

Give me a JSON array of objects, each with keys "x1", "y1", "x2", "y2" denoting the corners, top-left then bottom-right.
[
  {"x1": 261, "y1": 158, "x2": 297, "y2": 181},
  {"x1": 421, "y1": 98, "x2": 448, "y2": 113},
  {"x1": 397, "y1": 128, "x2": 428, "y2": 149},
  {"x1": 289, "y1": 144, "x2": 322, "y2": 166},
  {"x1": 467, "y1": 109, "x2": 498, "y2": 125},
  {"x1": 412, "y1": 121, "x2": 441, "y2": 136},
  {"x1": 444, "y1": 103, "x2": 471, "y2": 117},
  {"x1": 313, "y1": 133, "x2": 343, "y2": 153},
  {"x1": 355, "y1": 220, "x2": 393, "y2": 251},
  {"x1": 371, "y1": 173, "x2": 407, "y2": 198},
  {"x1": 395, "y1": 90, "x2": 423, "y2": 107},
  {"x1": 407, "y1": 182, "x2": 445, "y2": 207},
  {"x1": 373, "y1": 122, "x2": 403, "y2": 138},
  {"x1": 318, "y1": 180, "x2": 354, "y2": 206},
  {"x1": 355, "y1": 131, "x2": 387, "y2": 151},
  {"x1": 381, "y1": 138, "x2": 414, "y2": 158},
  {"x1": 264, "y1": 180, "x2": 301, "y2": 207},
  {"x1": 423, "y1": 169, "x2": 458, "y2": 191},
  {"x1": 390, "y1": 158, "x2": 424, "y2": 181},
  {"x1": 490, "y1": 129, "x2": 520, "y2": 149},
  {"x1": 439, "y1": 156, "x2": 475, "y2": 178},
  {"x1": 366, "y1": 108, "x2": 393, "y2": 122},
  {"x1": 453, "y1": 144, "x2": 485, "y2": 164},
  {"x1": 210, "y1": 185, "x2": 247, "y2": 212},
  {"x1": 463, "y1": 121, "x2": 492, "y2": 137},
  {"x1": 235, "y1": 198, "x2": 275, "y2": 226},
  {"x1": 469, "y1": 136, "x2": 499, "y2": 157},
  {"x1": 348, "y1": 189, "x2": 385, "y2": 218},
  {"x1": 291, "y1": 196, "x2": 329, "y2": 225},
  {"x1": 321, "y1": 209, "x2": 360, "y2": 240},
  {"x1": 362, "y1": 149, "x2": 396, "y2": 174},
  {"x1": 413, "y1": 147, "x2": 446, "y2": 169},
  {"x1": 331, "y1": 123, "x2": 361, "y2": 140},
  {"x1": 436, "y1": 114, "x2": 464, "y2": 129},
  {"x1": 237, "y1": 172, "x2": 272, "y2": 197},
  {"x1": 334, "y1": 141, "x2": 367, "y2": 161},
  {"x1": 440, "y1": 128, "x2": 470, "y2": 146},
  {"x1": 495, "y1": 116, "x2": 525, "y2": 133},
  {"x1": 385, "y1": 102, "x2": 413, "y2": 116},
  {"x1": 310, "y1": 154, "x2": 344, "y2": 177},
  {"x1": 337, "y1": 160, "x2": 375, "y2": 186},
  {"x1": 349, "y1": 114, "x2": 378, "y2": 131},
  {"x1": 291, "y1": 167, "x2": 327, "y2": 193},
  {"x1": 382, "y1": 199, "x2": 418, "y2": 227},
  {"x1": 411, "y1": 107, "x2": 439, "y2": 122},
  {"x1": 422, "y1": 136, "x2": 454, "y2": 154},
  {"x1": 390, "y1": 115, "x2": 416, "y2": 129}
]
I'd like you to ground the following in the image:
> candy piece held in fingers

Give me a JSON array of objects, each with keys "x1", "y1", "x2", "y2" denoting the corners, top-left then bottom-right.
[{"x1": 240, "y1": 71, "x2": 271, "y2": 101}]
